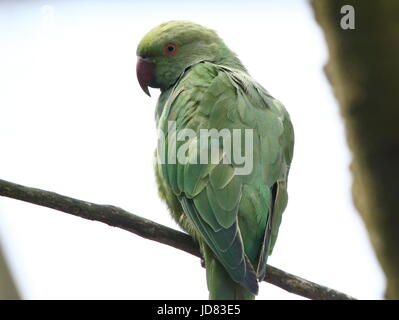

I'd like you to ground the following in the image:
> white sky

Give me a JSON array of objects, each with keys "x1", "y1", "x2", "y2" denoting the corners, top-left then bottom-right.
[{"x1": 0, "y1": 0, "x2": 385, "y2": 299}]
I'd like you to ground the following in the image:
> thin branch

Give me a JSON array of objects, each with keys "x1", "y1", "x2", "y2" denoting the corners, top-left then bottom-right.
[{"x1": 0, "y1": 178, "x2": 355, "y2": 300}]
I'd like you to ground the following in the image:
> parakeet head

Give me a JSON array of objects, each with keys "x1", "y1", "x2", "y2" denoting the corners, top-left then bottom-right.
[{"x1": 136, "y1": 21, "x2": 244, "y2": 95}]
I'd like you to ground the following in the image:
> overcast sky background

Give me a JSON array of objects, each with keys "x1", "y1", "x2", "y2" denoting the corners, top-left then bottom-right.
[{"x1": 0, "y1": 0, "x2": 385, "y2": 299}]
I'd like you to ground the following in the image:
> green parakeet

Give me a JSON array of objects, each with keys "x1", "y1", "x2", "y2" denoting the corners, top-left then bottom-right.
[{"x1": 136, "y1": 21, "x2": 294, "y2": 300}]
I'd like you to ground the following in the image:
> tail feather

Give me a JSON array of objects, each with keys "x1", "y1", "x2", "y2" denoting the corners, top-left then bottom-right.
[
  {"x1": 242, "y1": 257, "x2": 259, "y2": 295},
  {"x1": 205, "y1": 250, "x2": 256, "y2": 300}
]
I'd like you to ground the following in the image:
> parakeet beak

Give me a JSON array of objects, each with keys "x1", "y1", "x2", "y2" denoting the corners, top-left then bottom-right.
[{"x1": 136, "y1": 56, "x2": 155, "y2": 97}]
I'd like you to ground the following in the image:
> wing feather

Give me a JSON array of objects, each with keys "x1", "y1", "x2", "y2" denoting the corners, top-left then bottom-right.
[{"x1": 157, "y1": 61, "x2": 294, "y2": 292}]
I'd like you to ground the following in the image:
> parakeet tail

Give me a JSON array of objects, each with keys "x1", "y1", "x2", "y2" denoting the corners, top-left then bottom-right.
[{"x1": 205, "y1": 251, "x2": 256, "y2": 300}]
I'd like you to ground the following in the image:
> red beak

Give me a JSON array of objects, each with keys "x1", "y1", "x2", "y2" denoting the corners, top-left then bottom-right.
[{"x1": 136, "y1": 56, "x2": 155, "y2": 97}]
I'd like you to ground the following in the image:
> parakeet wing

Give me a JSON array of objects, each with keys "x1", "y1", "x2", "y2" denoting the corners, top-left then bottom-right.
[{"x1": 157, "y1": 61, "x2": 294, "y2": 292}]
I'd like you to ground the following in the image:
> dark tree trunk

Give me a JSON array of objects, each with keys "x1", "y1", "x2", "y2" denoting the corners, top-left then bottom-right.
[
  {"x1": 0, "y1": 241, "x2": 20, "y2": 299},
  {"x1": 311, "y1": 0, "x2": 399, "y2": 299}
]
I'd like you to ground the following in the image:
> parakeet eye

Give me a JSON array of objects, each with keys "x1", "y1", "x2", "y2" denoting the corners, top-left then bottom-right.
[{"x1": 163, "y1": 42, "x2": 177, "y2": 56}]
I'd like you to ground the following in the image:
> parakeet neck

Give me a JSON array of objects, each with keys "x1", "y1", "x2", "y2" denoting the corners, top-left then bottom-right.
[{"x1": 214, "y1": 45, "x2": 247, "y2": 73}]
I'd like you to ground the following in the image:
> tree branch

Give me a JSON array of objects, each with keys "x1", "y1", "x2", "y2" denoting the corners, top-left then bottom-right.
[{"x1": 0, "y1": 178, "x2": 355, "y2": 300}]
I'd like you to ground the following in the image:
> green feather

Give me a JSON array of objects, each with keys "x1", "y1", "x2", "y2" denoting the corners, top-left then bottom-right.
[{"x1": 142, "y1": 21, "x2": 294, "y2": 299}]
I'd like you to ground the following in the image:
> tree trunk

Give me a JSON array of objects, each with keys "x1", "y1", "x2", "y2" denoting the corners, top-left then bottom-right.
[
  {"x1": 0, "y1": 241, "x2": 20, "y2": 299},
  {"x1": 311, "y1": 0, "x2": 399, "y2": 299}
]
